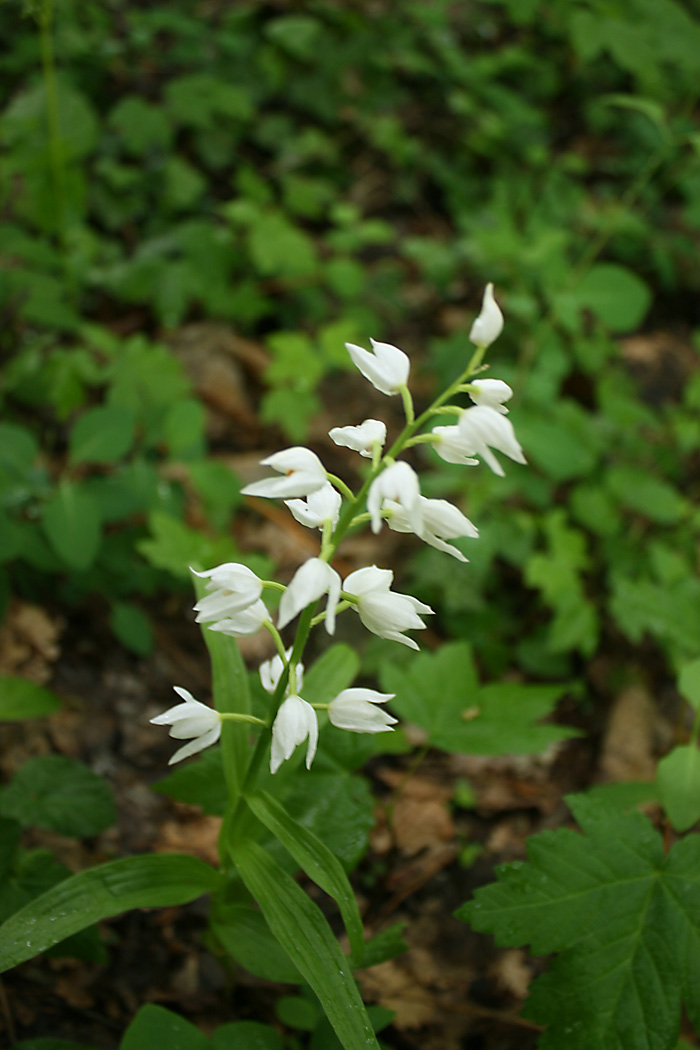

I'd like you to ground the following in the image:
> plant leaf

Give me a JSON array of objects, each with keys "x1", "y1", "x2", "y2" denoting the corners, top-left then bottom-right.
[
  {"x1": 120, "y1": 1004, "x2": 209, "y2": 1050},
  {"x1": 0, "y1": 677, "x2": 61, "y2": 720},
  {"x1": 42, "y1": 482, "x2": 101, "y2": 571},
  {"x1": 656, "y1": 745, "x2": 700, "y2": 832},
  {"x1": 246, "y1": 791, "x2": 365, "y2": 964},
  {"x1": 0, "y1": 853, "x2": 221, "y2": 973},
  {"x1": 0, "y1": 755, "x2": 116, "y2": 836},
  {"x1": 458, "y1": 794, "x2": 700, "y2": 1049},
  {"x1": 233, "y1": 840, "x2": 380, "y2": 1050}
]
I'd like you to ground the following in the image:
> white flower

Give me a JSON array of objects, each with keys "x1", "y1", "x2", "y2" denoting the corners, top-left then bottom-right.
[
  {"x1": 270, "y1": 694, "x2": 318, "y2": 773},
  {"x1": 150, "y1": 687, "x2": 221, "y2": 765},
  {"x1": 259, "y1": 648, "x2": 304, "y2": 695},
  {"x1": 241, "y1": 447, "x2": 327, "y2": 500},
  {"x1": 345, "y1": 338, "x2": 410, "y2": 396},
  {"x1": 469, "y1": 378, "x2": 513, "y2": 414},
  {"x1": 329, "y1": 419, "x2": 387, "y2": 458},
  {"x1": 385, "y1": 495, "x2": 478, "y2": 561},
  {"x1": 208, "y1": 598, "x2": 270, "y2": 637},
  {"x1": 343, "y1": 565, "x2": 433, "y2": 650},
  {"x1": 285, "y1": 482, "x2": 342, "y2": 530},
  {"x1": 430, "y1": 425, "x2": 480, "y2": 467},
  {"x1": 469, "y1": 283, "x2": 504, "y2": 348},
  {"x1": 277, "y1": 557, "x2": 342, "y2": 635},
  {"x1": 328, "y1": 688, "x2": 397, "y2": 733},
  {"x1": 192, "y1": 563, "x2": 263, "y2": 624},
  {"x1": 367, "y1": 461, "x2": 422, "y2": 536},
  {"x1": 457, "y1": 405, "x2": 526, "y2": 477}
]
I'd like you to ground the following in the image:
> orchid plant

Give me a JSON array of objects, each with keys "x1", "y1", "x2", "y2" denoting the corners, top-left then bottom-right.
[
  {"x1": 0, "y1": 286, "x2": 525, "y2": 1050},
  {"x1": 151, "y1": 284, "x2": 523, "y2": 786}
]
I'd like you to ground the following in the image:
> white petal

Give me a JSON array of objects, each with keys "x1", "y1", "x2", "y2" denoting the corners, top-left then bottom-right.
[
  {"x1": 367, "y1": 461, "x2": 422, "y2": 535},
  {"x1": 168, "y1": 724, "x2": 221, "y2": 765},
  {"x1": 270, "y1": 695, "x2": 318, "y2": 773},
  {"x1": 285, "y1": 482, "x2": 341, "y2": 530},
  {"x1": 329, "y1": 419, "x2": 387, "y2": 457},
  {"x1": 328, "y1": 688, "x2": 397, "y2": 733},
  {"x1": 208, "y1": 599, "x2": 270, "y2": 636},
  {"x1": 430, "y1": 425, "x2": 480, "y2": 466},
  {"x1": 345, "y1": 340, "x2": 410, "y2": 395},
  {"x1": 469, "y1": 283, "x2": 504, "y2": 348},
  {"x1": 470, "y1": 378, "x2": 512, "y2": 414},
  {"x1": 277, "y1": 558, "x2": 341, "y2": 631},
  {"x1": 241, "y1": 447, "x2": 327, "y2": 499}
]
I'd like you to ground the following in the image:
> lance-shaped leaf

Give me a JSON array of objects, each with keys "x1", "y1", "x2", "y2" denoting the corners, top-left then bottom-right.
[
  {"x1": 233, "y1": 840, "x2": 380, "y2": 1050},
  {"x1": 0, "y1": 853, "x2": 221, "y2": 973},
  {"x1": 458, "y1": 794, "x2": 700, "y2": 1050},
  {"x1": 245, "y1": 790, "x2": 365, "y2": 964},
  {"x1": 192, "y1": 573, "x2": 250, "y2": 801}
]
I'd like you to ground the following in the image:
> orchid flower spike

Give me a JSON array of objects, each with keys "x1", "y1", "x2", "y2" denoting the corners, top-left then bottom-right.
[
  {"x1": 345, "y1": 338, "x2": 410, "y2": 396},
  {"x1": 241, "y1": 447, "x2": 328, "y2": 500},
  {"x1": 191, "y1": 563, "x2": 263, "y2": 624},
  {"x1": 328, "y1": 688, "x2": 397, "y2": 733},
  {"x1": 343, "y1": 565, "x2": 434, "y2": 650},
  {"x1": 277, "y1": 557, "x2": 342, "y2": 635},
  {"x1": 270, "y1": 694, "x2": 318, "y2": 773},
  {"x1": 329, "y1": 419, "x2": 387, "y2": 459},
  {"x1": 469, "y1": 283, "x2": 504, "y2": 348},
  {"x1": 150, "y1": 687, "x2": 221, "y2": 765}
]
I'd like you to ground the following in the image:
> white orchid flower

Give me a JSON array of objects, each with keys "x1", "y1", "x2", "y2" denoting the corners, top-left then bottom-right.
[
  {"x1": 329, "y1": 419, "x2": 387, "y2": 458},
  {"x1": 457, "y1": 405, "x2": 526, "y2": 477},
  {"x1": 277, "y1": 557, "x2": 342, "y2": 635},
  {"x1": 384, "y1": 495, "x2": 478, "y2": 561},
  {"x1": 345, "y1": 338, "x2": 410, "y2": 396},
  {"x1": 343, "y1": 565, "x2": 433, "y2": 650},
  {"x1": 285, "y1": 482, "x2": 342, "y2": 530},
  {"x1": 430, "y1": 425, "x2": 480, "y2": 466},
  {"x1": 259, "y1": 648, "x2": 304, "y2": 695},
  {"x1": 469, "y1": 378, "x2": 513, "y2": 414},
  {"x1": 150, "y1": 687, "x2": 221, "y2": 765},
  {"x1": 241, "y1": 447, "x2": 327, "y2": 500},
  {"x1": 328, "y1": 688, "x2": 397, "y2": 733},
  {"x1": 469, "y1": 283, "x2": 504, "y2": 348},
  {"x1": 270, "y1": 694, "x2": 318, "y2": 773},
  {"x1": 191, "y1": 563, "x2": 263, "y2": 624},
  {"x1": 367, "y1": 461, "x2": 422, "y2": 536},
  {"x1": 207, "y1": 598, "x2": 270, "y2": 637}
]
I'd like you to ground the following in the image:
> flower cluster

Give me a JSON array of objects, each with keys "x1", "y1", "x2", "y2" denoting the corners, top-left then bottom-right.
[{"x1": 151, "y1": 285, "x2": 525, "y2": 772}]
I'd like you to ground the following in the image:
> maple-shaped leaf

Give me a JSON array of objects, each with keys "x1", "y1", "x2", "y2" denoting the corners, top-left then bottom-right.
[{"x1": 457, "y1": 794, "x2": 700, "y2": 1050}]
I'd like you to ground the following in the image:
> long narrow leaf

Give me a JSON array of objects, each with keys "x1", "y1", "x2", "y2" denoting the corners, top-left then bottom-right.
[
  {"x1": 0, "y1": 853, "x2": 221, "y2": 973},
  {"x1": 192, "y1": 574, "x2": 250, "y2": 800},
  {"x1": 234, "y1": 840, "x2": 380, "y2": 1050},
  {"x1": 246, "y1": 791, "x2": 365, "y2": 964}
]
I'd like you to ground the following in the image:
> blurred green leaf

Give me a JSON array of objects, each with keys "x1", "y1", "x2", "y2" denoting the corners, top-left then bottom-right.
[
  {"x1": 0, "y1": 755, "x2": 116, "y2": 836},
  {"x1": 0, "y1": 677, "x2": 61, "y2": 721},
  {"x1": 42, "y1": 482, "x2": 101, "y2": 571},
  {"x1": 69, "y1": 405, "x2": 136, "y2": 465}
]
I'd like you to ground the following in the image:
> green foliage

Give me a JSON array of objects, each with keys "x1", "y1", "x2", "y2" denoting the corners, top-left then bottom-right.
[
  {"x1": 0, "y1": 853, "x2": 222, "y2": 973},
  {"x1": 380, "y1": 641, "x2": 577, "y2": 754},
  {"x1": 0, "y1": 755, "x2": 116, "y2": 837},
  {"x1": 459, "y1": 794, "x2": 700, "y2": 1050},
  {"x1": 234, "y1": 840, "x2": 381, "y2": 1050},
  {"x1": 0, "y1": 676, "x2": 61, "y2": 720}
]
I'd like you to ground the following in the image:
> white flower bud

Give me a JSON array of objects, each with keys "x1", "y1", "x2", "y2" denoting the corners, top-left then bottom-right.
[
  {"x1": 277, "y1": 557, "x2": 342, "y2": 635},
  {"x1": 329, "y1": 419, "x2": 387, "y2": 458},
  {"x1": 270, "y1": 694, "x2": 318, "y2": 773},
  {"x1": 150, "y1": 687, "x2": 221, "y2": 765},
  {"x1": 469, "y1": 283, "x2": 504, "y2": 348},
  {"x1": 328, "y1": 688, "x2": 397, "y2": 733}
]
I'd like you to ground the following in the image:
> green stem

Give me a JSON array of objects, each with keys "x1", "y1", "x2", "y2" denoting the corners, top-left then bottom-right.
[{"x1": 219, "y1": 713, "x2": 268, "y2": 726}]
